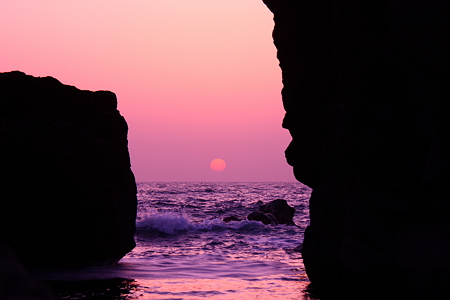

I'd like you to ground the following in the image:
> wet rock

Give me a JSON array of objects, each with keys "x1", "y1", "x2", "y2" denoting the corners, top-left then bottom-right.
[
  {"x1": 247, "y1": 199, "x2": 296, "y2": 226},
  {"x1": 223, "y1": 216, "x2": 241, "y2": 223},
  {"x1": 0, "y1": 71, "x2": 137, "y2": 267},
  {"x1": 259, "y1": 199, "x2": 296, "y2": 226},
  {"x1": 263, "y1": 0, "x2": 450, "y2": 298},
  {"x1": 247, "y1": 211, "x2": 276, "y2": 225}
]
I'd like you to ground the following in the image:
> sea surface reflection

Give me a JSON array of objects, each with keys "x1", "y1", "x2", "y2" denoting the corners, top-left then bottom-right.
[
  {"x1": 45, "y1": 182, "x2": 313, "y2": 299},
  {"x1": 48, "y1": 276, "x2": 317, "y2": 300}
]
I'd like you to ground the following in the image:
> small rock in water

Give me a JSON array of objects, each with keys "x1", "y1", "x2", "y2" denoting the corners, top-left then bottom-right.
[
  {"x1": 223, "y1": 216, "x2": 241, "y2": 223},
  {"x1": 247, "y1": 212, "x2": 277, "y2": 225},
  {"x1": 247, "y1": 199, "x2": 296, "y2": 226}
]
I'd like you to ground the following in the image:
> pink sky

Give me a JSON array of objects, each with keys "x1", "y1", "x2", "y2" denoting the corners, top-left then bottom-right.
[{"x1": 0, "y1": 0, "x2": 295, "y2": 182}]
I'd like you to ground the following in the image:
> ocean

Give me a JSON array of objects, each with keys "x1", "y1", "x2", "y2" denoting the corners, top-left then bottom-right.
[{"x1": 37, "y1": 182, "x2": 313, "y2": 299}]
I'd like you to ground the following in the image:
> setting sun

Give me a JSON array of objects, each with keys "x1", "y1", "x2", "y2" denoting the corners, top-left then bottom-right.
[{"x1": 210, "y1": 158, "x2": 226, "y2": 172}]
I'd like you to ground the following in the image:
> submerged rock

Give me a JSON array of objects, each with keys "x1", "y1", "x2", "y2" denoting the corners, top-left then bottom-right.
[
  {"x1": 247, "y1": 199, "x2": 296, "y2": 226},
  {"x1": 223, "y1": 216, "x2": 241, "y2": 223},
  {"x1": 0, "y1": 71, "x2": 137, "y2": 267},
  {"x1": 264, "y1": 0, "x2": 450, "y2": 298}
]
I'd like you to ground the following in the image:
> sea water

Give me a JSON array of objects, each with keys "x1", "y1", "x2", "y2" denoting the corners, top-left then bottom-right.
[{"x1": 38, "y1": 182, "x2": 314, "y2": 299}]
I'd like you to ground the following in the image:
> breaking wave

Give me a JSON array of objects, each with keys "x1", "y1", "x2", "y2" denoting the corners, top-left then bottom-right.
[{"x1": 136, "y1": 210, "x2": 265, "y2": 235}]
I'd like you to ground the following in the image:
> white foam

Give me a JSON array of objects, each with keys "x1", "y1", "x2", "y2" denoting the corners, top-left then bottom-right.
[
  {"x1": 136, "y1": 211, "x2": 265, "y2": 234},
  {"x1": 136, "y1": 211, "x2": 191, "y2": 234}
]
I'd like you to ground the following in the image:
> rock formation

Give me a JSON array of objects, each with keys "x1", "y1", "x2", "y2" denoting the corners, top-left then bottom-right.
[
  {"x1": 0, "y1": 71, "x2": 137, "y2": 267},
  {"x1": 247, "y1": 199, "x2": 296, "y2": 225},
  {"x1": 263, "y1": 1, "x2": 450, "y2": 298}
]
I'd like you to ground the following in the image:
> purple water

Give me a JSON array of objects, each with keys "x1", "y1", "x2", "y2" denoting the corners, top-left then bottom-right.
[{"x1": 37, "y1": 182, "x2": 314, "y2": 299}]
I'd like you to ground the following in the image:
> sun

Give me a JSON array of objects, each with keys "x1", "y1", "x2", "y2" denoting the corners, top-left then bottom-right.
[{"x1": 210, "y1": 159, "x2": 226, "y2": 172}]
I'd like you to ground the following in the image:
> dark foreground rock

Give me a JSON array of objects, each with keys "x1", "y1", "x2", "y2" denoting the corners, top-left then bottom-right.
[
  {"x1": 0, "y1": 243, "x2": 56, "y2": 299},
  {"x1": 247, "y1": 199, "x2": 296, "y2": 225},
  {"x1": 263, "y1": 0, "x2": 450, "y2": 298},
  {"x1": 0, "y1": 71, "x2": 137, "y2": 267}
]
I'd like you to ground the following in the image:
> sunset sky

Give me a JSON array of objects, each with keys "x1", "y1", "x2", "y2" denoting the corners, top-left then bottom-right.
[{"x1": 0, "y1": 0, "x2": 295, "y2": 182}]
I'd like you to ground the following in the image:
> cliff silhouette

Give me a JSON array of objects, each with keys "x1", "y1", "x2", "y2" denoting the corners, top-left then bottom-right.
[
  {"x1": 0, "y1": 71, "x2": 137, "y2": 267},
  {"x1": 264, "y1": 1, "x2": 450, "y2": 298}
]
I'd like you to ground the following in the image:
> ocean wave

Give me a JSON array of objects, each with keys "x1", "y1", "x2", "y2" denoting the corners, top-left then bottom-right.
[
  {"x1": 136, "y1": 211, "x2": 191, "y2": 234},
  {"x1": 136, "y1": 211, "x2": 265, "y2": 235}
]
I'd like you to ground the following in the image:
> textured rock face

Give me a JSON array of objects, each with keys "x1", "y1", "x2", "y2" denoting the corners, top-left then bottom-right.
[
  {"x1": 0, "y1": 71, "x2": 137, "y2": 267},
  {"x1": 264, "y1": 1, "x2": 450, "y2": 298}
]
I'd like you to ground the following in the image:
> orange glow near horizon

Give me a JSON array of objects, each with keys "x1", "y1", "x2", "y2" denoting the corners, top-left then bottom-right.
[{"x1": 0, "y1": 0, "x2": 296, "y2": 182}]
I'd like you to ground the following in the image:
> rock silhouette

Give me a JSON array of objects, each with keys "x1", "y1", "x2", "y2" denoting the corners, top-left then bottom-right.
[
  {"x1": 247, "y1": 199, "x2": 296, "y2": 226},
  {"x1": 264, "y1": 0, "x2": 450, "y2": 298},
  {"x1": 0, "y1": 71, "x2": 137, "y2": 267}
]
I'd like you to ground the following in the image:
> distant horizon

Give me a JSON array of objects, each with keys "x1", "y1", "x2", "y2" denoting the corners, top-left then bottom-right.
[{"x1": 1, "y1": 1, "x2": 296, "y2": 182}]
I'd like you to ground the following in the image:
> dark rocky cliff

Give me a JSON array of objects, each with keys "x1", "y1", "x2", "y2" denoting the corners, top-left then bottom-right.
[
  {"x1": 263, "y1": 1, "x2": 450, "y2": 298},
  {"x1": 0, "y1": 71, "x2": 137, "y2": 267}
]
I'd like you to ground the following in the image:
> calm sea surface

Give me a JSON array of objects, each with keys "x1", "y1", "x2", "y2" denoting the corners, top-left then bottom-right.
[{"x1": 38, "y1": 182, "x2": 314, "y2": 299}]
